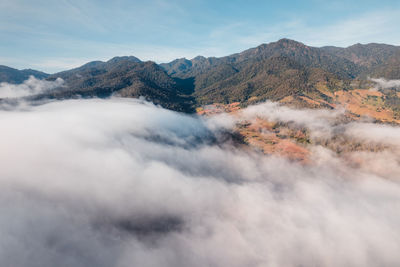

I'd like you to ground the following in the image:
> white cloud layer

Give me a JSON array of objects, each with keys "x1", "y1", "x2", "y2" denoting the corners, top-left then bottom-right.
[
  {"x1": 0, "y1": 76, "x2": 63, "y2": 98},
  {"x1": 0, "y1": 96, "x2": 400, "y2": 267}
]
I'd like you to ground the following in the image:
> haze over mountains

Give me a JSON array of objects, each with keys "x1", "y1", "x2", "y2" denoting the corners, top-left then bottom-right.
[{"x1": 1, "y1": 38, "x2": 400, "y2": 112}]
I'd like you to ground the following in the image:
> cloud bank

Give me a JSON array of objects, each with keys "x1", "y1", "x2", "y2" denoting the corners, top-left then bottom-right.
[
  {"x1": 0, "y1": 97, "x2": 400, "y2": 267},
  {"x1": 0, "y1": 76, "x2": 63, "y2": 98}
]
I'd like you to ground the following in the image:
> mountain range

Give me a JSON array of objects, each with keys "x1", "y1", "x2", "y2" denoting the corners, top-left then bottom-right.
[{"x1": 1, "y1": 38, "x2": 400, "y2": 112}]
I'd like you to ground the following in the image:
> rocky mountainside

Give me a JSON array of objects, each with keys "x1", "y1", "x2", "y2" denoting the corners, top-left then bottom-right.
[
  {"x1": 321, "y1": 43, "x2": 400, "y2": 78},
  {"x1": 161, "y1": 39, "x2": 361, "y2": 79},
  {"x1": 160, "y1": 39, "x2": 359, "y2": 105},
  {"x1": 44, "y1": 56, "x2": 195, "y2": 112},
  {"x1": 193, "y1": 56, "x2": 350, "y2": 105},
  {"x1": 322, "y1": 43, "x2": 399, "y2": 67},
  {"x1": 368, "y1": 51, "x2": 400, "y2": 79},
  {"x1": 161, "y1": 39, "x2": 400, "y2": 107}
]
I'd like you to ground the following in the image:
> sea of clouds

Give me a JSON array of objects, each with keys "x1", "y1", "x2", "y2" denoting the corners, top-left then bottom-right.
[{"x1": 0, "y1": 78, "x2": 400, "y2": 267}]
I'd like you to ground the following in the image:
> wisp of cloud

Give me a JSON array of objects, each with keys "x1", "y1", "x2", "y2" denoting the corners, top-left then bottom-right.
[
  {"x1": 0, "y1": 76, "x2": 63, "y2": 98},
  {"x1": 370, "y1": 77, "x2": 400, "y2": 90}
]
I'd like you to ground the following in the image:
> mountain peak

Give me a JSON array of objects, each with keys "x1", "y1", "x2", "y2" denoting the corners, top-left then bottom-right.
[
  {"x1": 170, "y1": 58, "x2": 191, "y2": 64},
  {"x1": 80, "y1": 61, "x2": 105, "y2": 69},
  {"x1": 273, "y1": 38, "x2": 307, "y2": 48},
  {"x1": 191, "y1": 56, "x2": 207, "y2": 62},
  {"x1": 107, "y1": 56, "x2": 142, "y2": 64},
  {"x1": 276, "y1": 38, "x2": 298, "y2": 43}
]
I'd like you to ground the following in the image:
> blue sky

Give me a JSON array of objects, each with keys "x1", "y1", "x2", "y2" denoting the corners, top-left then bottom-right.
[{"x1": 1, "y1": 0, "x2": 400, "y2": 73}]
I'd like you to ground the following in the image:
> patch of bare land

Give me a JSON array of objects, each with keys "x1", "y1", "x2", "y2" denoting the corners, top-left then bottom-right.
[{"x1": 198, "y1": 88, "x2": 400, "y2": 163}]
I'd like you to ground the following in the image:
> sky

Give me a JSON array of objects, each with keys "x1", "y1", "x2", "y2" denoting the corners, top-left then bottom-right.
[{"x1": 1, "y1": 0, "x2": 400, "y2": 73}]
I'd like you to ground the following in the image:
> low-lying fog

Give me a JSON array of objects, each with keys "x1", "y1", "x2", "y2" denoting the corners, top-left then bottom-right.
[{"x1": 0, "y1": 79, "x2": 400, "y2": 267}]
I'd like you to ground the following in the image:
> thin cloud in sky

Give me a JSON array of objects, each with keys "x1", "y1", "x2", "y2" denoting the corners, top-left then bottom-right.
[
  {"x1": 213, "y1": 9, "x2": 400, "y2": 48},
  {"x1": 1, "y1": 0, "x2": 400, "y2": 72}
]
